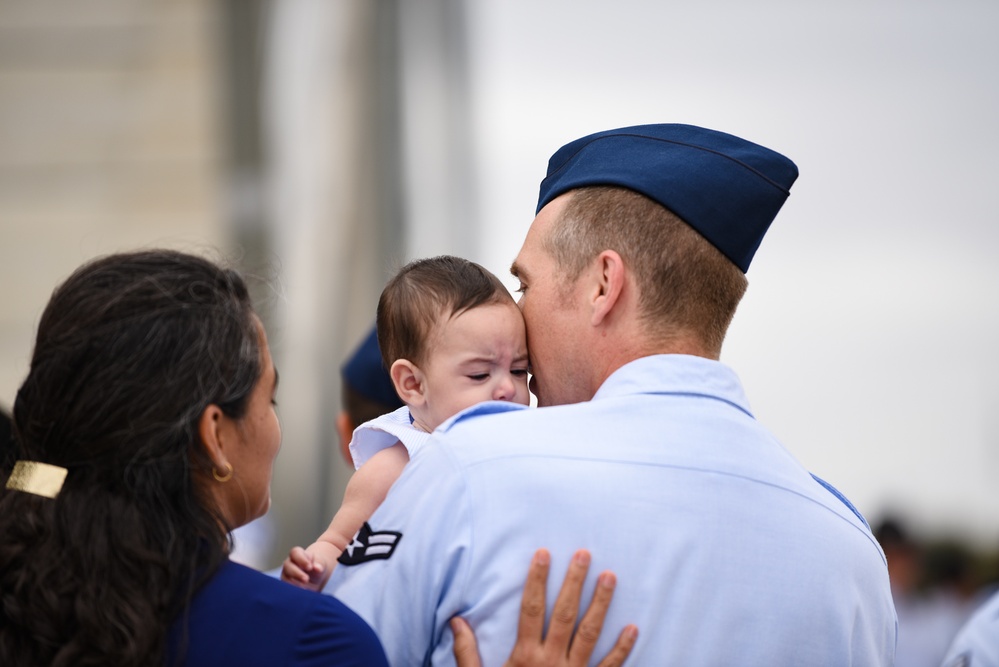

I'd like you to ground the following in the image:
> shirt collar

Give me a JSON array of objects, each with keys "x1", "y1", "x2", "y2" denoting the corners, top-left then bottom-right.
[{"x1": 591, "y1": 354, "x2": 754, "y2": 417}]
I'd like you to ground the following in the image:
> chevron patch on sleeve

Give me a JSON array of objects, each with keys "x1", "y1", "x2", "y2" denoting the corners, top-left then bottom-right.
[{"x1": 337, "y1": 522, "x2": 403, "y2": 565}]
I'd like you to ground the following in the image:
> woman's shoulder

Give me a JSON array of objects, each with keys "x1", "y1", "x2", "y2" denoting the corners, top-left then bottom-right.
[{"x1": 170, "y1": 559, "x2": 387, "y2": 667}]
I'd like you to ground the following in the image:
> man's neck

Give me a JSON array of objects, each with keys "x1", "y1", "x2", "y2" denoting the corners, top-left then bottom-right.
[{"x1": 590, "y1": 333, "x2": 716, "y2": 396}]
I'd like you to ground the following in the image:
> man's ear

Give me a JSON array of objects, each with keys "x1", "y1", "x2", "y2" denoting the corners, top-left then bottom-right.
[
  {"x1": 590, "y1": 249, "x2": 626, "y2": 327},
  {"x1": 198, "y1": 404, "x2": 229, "y2": 470},
  {"x1": 390, "y1": 359, "x2": 426, "y2": 406}
]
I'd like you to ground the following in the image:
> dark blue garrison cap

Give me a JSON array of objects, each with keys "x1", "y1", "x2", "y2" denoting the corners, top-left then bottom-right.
[
  {"x1": 536, "y1": 124, "x2": 799, "y2": 272},
  {"x1": 341, "y1": 326, "x2": 403, "y2": 409}
]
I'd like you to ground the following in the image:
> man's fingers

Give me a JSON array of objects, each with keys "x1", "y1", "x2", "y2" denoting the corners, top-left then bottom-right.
[
  {"x1": 594, "y1": 625, "x2": 639, "y2": 667},
  {"x1": 451, "y1": 617, "x2": 483, "y2": 667},
  {"x1": 502, "y1": 548, "x2": 637, "y2": 667},
  {"x1": 544, "y1": 549, "x2": 590, "y2": 650},
  {"x1": 516, "y1": 549, "x2": 552, "y2": 643},
  {"x1": 567, "y1": 570, "x2": 615, "y2": 664}
]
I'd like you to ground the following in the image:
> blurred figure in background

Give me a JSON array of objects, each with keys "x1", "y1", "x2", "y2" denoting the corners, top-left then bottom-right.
[
  {"x1": 941, "y1": 582, "x2": 999, "y2": 666},
  {"x1": 336, "y1": 326, "x2": 404, "y2": 466},
  {"x1": 875, "y1": 516, "x2": 979, "y2": 667}
]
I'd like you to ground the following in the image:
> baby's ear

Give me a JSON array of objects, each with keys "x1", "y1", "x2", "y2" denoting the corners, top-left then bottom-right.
[{"x1": 390, "y1": 359, "x2": 425, "y2": 406}]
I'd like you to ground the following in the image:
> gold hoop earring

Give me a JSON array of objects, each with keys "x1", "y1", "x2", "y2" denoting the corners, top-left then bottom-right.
[{"x1": 212, "y1": 462, "x2": 233, "y2": 483}]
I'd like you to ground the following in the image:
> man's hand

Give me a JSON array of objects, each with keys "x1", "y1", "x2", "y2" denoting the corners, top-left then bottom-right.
[{"x1": 452, "y1": 549, "x2": 638, "y2": 666}]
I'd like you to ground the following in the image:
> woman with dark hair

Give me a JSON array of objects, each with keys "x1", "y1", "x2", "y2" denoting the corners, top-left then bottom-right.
[
  {"x1": 0, "y1": 250, "x2": 383, "y2": 666},
  {"x1": 0, "y1": 250, "x2": 635, "y2": 667}
]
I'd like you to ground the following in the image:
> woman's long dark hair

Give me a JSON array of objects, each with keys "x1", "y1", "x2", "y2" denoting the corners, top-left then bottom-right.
[{"x1": 0, "y1": 250, "x2": 261, "y2": 666}]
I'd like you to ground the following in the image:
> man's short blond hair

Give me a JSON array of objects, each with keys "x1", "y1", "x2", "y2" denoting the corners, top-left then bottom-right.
[{"x1": 544, "y1": 187, "x2": 748, "y2": 356}]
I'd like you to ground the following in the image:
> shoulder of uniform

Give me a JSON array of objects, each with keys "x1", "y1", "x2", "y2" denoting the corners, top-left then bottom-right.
[
  {"x1": 809, "y1": 473, "x2": 870, "y2": 529},
  {"x1": 436, "y1": 401, "x2": 529, "y2": 433}
]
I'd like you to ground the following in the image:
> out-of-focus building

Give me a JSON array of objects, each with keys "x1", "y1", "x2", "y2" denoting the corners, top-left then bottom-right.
[
  {"x1": 0, "y1": 0, "x2": 476, "y2": 570},
  {"x1": 0, "y1": 0, "x2": 226, "y2": 405}
]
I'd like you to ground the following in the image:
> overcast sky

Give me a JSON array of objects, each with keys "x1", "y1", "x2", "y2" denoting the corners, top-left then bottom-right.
[{"x1": 461, "y1": 0, "x2": 999, "y2": 545}]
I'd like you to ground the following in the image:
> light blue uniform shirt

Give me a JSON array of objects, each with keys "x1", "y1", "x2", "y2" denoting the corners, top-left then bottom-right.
[
  {"x1": 327, "y1": 354, "x2": 897, "y2": 666},
  {"x1": 941, "y1": 589, "x2": 999, "y2": 667}
]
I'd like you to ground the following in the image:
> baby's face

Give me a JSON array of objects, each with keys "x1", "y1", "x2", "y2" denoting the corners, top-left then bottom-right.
[{"x1": 416, "y1": 301, "x2": 530, "y2": 431}]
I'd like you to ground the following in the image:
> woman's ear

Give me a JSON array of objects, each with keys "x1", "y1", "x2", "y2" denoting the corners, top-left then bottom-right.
[
  {"x1": 390, "y1": 359, "x2": 425, "y2": 406},
  {"x1": 198, "y1": 404, "x2": 229, "y2": 470}
]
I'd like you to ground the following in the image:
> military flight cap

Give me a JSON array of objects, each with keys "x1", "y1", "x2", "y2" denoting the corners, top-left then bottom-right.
[
  {"x1": 341, "y1": 326, "x2": 404, "y2": 409},
  {"x1": 536, "y1": 123, "x2": 799, "y2": 272}
]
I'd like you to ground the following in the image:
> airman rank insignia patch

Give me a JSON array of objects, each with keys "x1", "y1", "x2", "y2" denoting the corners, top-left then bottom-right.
[{"x1": 337, "y1": 522, "x2": 402, "y2": 565}]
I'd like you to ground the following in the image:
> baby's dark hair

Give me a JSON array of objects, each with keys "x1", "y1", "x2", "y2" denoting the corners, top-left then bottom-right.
[{"x1": 376, "y1": 255, "x2": 513, "y2": 368}]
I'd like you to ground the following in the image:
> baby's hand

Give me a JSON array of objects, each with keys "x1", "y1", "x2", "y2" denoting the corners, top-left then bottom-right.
[{"x1": 281, "y1": 545, "x2": 327, "y2": 591}]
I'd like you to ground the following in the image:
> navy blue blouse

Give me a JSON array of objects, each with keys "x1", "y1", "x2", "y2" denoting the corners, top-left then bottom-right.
[{"x1": 169, "y1": 559, "x2": 388, "y2": 666}]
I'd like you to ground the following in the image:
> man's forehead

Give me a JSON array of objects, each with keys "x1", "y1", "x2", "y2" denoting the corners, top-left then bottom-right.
[
  {"x1": 511, "y1": 198, "x2": 564, "y2": 278},
  {"x1": 509, "y1": 239, "x2": 532, "y2": 278},
  {"x1": 509, "y1": 257, "x2": 526, "y2": 279},
  {"x1": 509, "y1": 245, "x2": 540, "y2": 280}
]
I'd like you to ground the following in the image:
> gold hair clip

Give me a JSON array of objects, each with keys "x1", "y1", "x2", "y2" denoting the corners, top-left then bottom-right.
[{"x1": 6, "y1": 461, "x2": 68, "y2": 499}]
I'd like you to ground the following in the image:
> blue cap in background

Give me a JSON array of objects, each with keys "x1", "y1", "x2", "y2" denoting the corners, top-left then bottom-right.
[{"x1": 341, "y1": 326, "x2": 404, "y2": 409}]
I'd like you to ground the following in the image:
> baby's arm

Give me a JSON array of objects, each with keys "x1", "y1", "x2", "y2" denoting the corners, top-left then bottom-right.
[
  {"x1": 321, "y1": 441, "x2": 410, "y2": 553},
  {"x1": 281, "y1": 442, "x2": 410, "y2": 590}
]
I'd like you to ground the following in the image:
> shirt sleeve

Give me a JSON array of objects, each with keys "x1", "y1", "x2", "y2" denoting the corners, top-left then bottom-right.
[
  {"x1": 325, "y1": 437, "x2": 472, "y2": 665},
  {"x1": 350, "y1": 406, "x2": 431, "y2": 469}
]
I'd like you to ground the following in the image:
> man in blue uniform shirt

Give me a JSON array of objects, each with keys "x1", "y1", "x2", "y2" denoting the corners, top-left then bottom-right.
[
  {"x1": 941, "y1": 587, "x2": 999, "y2": 666},
  {"x1": 326, "y1": 124, "x2": 898, "y2": 665}
]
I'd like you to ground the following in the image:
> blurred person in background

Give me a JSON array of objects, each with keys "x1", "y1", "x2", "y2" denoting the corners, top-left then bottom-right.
[
  {"x1": 942, "y1": 584, "x2": 999, "y2": 667},
  {"x1": 937, "y1": 528, "x2": 999, "y2": 666},
  {"x1": 876, "y1": 516, "x2": 980, "y2": 667},
  {"x1": 337, "y1": 326, "x2": 405, "y2": 466}
]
